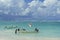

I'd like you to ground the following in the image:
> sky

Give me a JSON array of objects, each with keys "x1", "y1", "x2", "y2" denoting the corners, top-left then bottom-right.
[{"x1": 0, "y1": 0, "x2": 60, "y2": 21}]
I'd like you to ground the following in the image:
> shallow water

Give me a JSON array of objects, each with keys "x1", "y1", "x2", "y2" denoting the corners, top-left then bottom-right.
[{"x1": 0, "y1": 22, "x2": 60, "y2": 40}]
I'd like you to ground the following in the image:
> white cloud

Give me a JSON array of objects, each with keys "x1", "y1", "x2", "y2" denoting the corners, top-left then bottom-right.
[
  {"x1": 57, "y1": 8, "x2": 60, "y2": 14},
  {"x1": 28, "y1": 0, "x2": 39, "y2": 7},
  {"x1": 18, "y1": 0, "x2": 26, "y2": 8},
  {"x1": 15, "y1": 0, "x2": 27, "y2": 16},
  {"x1": 0, "y1": 0, "x2": 12, "y2": 6},
  {"x1": 24, "y1": 0, "x2": 57, "y2": 17},
  {"x1": 56, "y1": 1, "x2": 60, "y2": 14},
  {"x1": 43, "y1": 0, "x2": 57, "y2": 6},
  {"x1": 0, "y1": 0, "x2": 60, "y2": 19},
  {"x1": 22, "y1": 8, "x2": 30, "y2": 15},
  {"x1": 0, "y1": 0, "x2": 6, "y2": 2},
  {"x1": 27, "y1": 0, "x2": 58, "y2": 17},
  {"x1": 23, "y1": 0, "x2": 42, "y2": 16},
  {"x1": 0, "y1": 0, "x2": 27, "y2": 16}
]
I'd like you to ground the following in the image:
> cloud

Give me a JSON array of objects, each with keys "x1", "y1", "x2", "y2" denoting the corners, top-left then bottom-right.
[
  {"x1": 0, "y1": 0, "x2": 12, "y2": 7},
  {"x1": 17, "y1": 0, "x2": 27, "y2": 16},
  {"x1": 28, "y1": 0, "x2": 39, "y2": 7},
  {"x1": 24, "y1": 0, "x2": 60, "y2": 18},
  {"x1": 22, "y1": 0, "x2": 40, "y2": 15},
  {"x1": 0, "y1": 0, "x2": 27, "y2": 15},
  {"x1": 57, "y1": 8, "x2": 60, "y2": 14},
  {"x1": 43, "y1": 0, "x2": 57, "y2": 6},
  {"x1": 18, "y1": 0, "x2": 26, "y2": 8},
  {"x1": 0, "y1": 0, "x2": 60, "y2": 20},
  {"x1": 56, "y1": 1, "x2": 60, "y2": 14},
  {"x1": 23, "y1": 0, "x2": 42, "y2": 16}
]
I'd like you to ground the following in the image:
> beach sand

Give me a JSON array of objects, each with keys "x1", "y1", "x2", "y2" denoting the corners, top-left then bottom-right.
[
  {"x1": 0, "y1": 30, "x2": 60, "y2": 40},
  {"x1": 0, "y1": 36, "x2": 60, "y2": 40}
]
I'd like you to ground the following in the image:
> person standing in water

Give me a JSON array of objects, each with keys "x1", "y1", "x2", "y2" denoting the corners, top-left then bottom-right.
[{"x1": 15, "y1": 29, "x2": 20, "y2": 34}]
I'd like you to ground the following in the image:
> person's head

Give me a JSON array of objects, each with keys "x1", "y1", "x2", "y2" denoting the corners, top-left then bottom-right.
[{"x1": 18, "y1": 29, "x2": 20, "y2": 31}]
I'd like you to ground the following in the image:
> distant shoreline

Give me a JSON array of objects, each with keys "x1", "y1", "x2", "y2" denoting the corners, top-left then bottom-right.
[{"x1": 0, "y1": 20, "x2": 60, "y2": 22}]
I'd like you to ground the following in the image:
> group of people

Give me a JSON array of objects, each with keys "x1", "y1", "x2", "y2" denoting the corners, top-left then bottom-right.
[
  {"x1": 15, "y1": 28, "x2": 39, "y2": 34},
  {"x1": 15, "y1": 28, "x2": 26, "y2": 34}
]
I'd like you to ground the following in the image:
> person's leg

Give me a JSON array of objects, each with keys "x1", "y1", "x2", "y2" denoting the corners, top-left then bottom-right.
[{"x1": 15, "y1": 29, "x2": 17, "y2": 34}]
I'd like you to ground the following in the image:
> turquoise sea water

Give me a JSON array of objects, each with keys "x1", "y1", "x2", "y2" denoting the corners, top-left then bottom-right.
[{"x1": 0, "y1": 21, "x2": 60, "y2": 38}]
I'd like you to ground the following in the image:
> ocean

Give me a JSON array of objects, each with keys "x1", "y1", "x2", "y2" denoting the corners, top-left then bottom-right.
[{"x1": 0, "y1": 21, "x2": 60, "y2": 40}]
